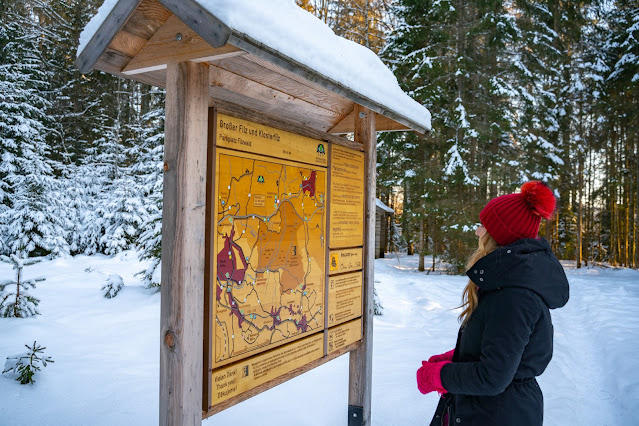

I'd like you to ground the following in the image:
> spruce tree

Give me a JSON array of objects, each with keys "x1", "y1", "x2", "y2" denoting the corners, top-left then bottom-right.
[{"x1": 0, "y1": 1, "x2": 68, "y2": 257}]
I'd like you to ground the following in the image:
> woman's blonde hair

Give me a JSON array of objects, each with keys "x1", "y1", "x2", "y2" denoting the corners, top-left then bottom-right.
[{"x1": 459, "y1": 232, "x2": 500, "y2": 326}]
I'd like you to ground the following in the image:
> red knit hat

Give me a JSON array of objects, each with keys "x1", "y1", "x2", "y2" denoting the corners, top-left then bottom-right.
[{"x1": 479, "y1": 181, "x2": 556, "y2": 246}]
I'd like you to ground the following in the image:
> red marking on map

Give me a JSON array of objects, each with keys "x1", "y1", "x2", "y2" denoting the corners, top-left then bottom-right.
[
  {"x1": 270, "y1": 306, "x2": 282, "y2": 329},
  {"x1": 302, "y1": 171, "x2": 317, "y2": 197},
  {"x1": 227, "y1": 292, "x2": 244, "y2": 328},
  {"x1": 216, "y1": 284, "x2": 223, "y2": 302},
  {"x1": 217, "y1": 226, "x2": 248, "y2": 285},
  {"x1": 296, "y1": 315, "x2": 309, "y2": 333}
]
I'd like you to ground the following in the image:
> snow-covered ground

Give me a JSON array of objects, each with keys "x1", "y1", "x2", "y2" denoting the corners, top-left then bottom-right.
[{"x1": 1, "y1": 252, "x2": 637, "y2": 425}]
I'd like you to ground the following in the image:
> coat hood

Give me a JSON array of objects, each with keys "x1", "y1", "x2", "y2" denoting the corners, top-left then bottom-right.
[{"x1": 466, "y1": 238, "x2": 569, "y2": 309}]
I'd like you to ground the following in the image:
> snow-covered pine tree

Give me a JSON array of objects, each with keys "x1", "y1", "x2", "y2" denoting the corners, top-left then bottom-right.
[
  {"x1": 36, "y1": 0, "x2": 107, "y2": 164},
  {"x1": 381, "y1": 0, "x2": 523, "y2": 269},
  {"x1": 130, "y1": 88, "x2": 165, "y2": 289},
  {"x1": 93, "y1": 78, "x2": 148, "y2": 256},
  {"x1": 2, "y1": 341, "x2": 54, "y2": 384},
  {"x1": 102, "y1": 274, "x2": 124, "y2": 299},
  {"x1": 0, "y1": 254, "x2": 45, "y2": 318},
  {"x1": 511, "y1": 0, "x2": 598, "y2": 251},
  {"x1": 0, "y1": 1, "x2": 68, "y2": 257}
]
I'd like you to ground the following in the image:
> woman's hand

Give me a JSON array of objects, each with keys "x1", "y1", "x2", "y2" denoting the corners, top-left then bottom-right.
[
  {"x1": 416, "y1": 361, "x2": 451, "y2": 395},
  {"x1": 427, "y1": 349, "x2": 455, "y2": 363}
]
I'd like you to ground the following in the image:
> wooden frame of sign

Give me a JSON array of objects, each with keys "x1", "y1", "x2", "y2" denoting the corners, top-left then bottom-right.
[{"x1": 202, "y1": 102, "x2": 375, "y2": 420}]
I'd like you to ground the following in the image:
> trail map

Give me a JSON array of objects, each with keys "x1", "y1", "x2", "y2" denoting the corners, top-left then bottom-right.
[{"x1": 214, "y1": 150, "x2": 326, "y2": 366}]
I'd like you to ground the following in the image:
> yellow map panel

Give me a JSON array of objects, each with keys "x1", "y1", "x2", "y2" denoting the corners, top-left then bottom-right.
[{"x1": 213, "y1": 148, "x2": 326, "y2": 368}]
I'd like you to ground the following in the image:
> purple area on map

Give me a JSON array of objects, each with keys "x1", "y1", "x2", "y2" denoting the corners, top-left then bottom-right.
[
  {"x1": 216, "y1": 284, "x2": 223, "y2": 302},
  {"x1": 296, "y1": 315, "x2": 309, "y2": 333},
  {"x1": 227, "y1": 292, "x2": 244, "y2": 328},
  {"x1": 217, "y1": 226, "x2": 248, "y2": 285},
  {"x1": 301, "y1": 171, "x2": 317, "y2": 197},
  {"x1": 270, "y1": 306, "x2": 282, "y2": 329}
]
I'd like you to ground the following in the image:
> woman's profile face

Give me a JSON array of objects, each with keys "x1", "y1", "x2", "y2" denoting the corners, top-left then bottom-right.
[{"x1": 475, "y1": 224, "x2": 487, "y2": 238}]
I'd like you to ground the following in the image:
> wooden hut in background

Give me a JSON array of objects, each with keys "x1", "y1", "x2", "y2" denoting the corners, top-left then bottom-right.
[{"x1": 375, "y1": 199, "x2": 394, "y2": 259}]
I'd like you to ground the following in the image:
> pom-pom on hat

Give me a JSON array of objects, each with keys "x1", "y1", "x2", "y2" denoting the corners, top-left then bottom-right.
[{"x1": 479, "y1": 181, "x2": 556, "y2": 246}]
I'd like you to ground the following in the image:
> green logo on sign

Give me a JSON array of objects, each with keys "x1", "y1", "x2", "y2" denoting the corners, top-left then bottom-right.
[
  {"x1": 257, "y1": 175, "x2": 265, "y2": 183},
  {"x1": 317, "y1": 144, "x2": 325, "y2": 155}
]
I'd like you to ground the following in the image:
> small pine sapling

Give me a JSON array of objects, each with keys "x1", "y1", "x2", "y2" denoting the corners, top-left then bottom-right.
[
  {"x1": 373, "y1": 283, "x2": 383, "y2": 316},
  {"x1": 102, "y1": 274, "x2": 124, "y2": 298},
  {"x1": 2, "y1": 341, "x2": 54, "y2": 384},
  {"x1": 0, "y1": 255, "x2": 45, "y2": 318},
  {"x1": 135, "y1": 258, "x2": 161, "y2": 290}
]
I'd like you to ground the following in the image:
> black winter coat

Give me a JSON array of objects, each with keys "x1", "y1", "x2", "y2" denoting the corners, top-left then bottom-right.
[{"x1": 430, "y1": 238, "x2": 569, "y2": 426}]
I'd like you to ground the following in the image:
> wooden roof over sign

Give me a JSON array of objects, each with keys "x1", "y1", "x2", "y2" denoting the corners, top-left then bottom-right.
[{"x1": 75, "y1": 0, "x2": 432, "y2": 137}]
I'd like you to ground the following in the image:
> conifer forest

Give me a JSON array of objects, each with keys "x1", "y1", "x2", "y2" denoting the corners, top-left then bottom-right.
[{"x1": 1, "y1": 0, "x2": 638, "y2": 279}]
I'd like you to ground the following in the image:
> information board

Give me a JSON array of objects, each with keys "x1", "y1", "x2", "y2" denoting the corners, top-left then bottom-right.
[
  {"x1": 211, "y1": 333, "x2": 324, "y2": 406},
  {"x1": 329, "y1": 145, "x2": 365, "y2": 248},
  {"x1": 208, "y1": 113, "x2": 365, "y2": 411},
  {"x1": 329, "y1": 248, "x2": 363, "y2": 275}
]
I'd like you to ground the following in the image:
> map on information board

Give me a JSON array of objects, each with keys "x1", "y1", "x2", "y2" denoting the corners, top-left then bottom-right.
[{"x1": 214, "y1": 149, "x2": 326, "y2": 367}]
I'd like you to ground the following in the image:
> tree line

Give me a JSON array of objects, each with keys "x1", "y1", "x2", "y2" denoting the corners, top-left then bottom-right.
[
  {"x1": 1, "y1": 0, "x2": 164, "y2": 285},
  {"x1": 300, "y1": 0, "x2": 638, "y2": 271},
  {"x1": 1, "y1": 0, "x2": 637, "y2": 279}
]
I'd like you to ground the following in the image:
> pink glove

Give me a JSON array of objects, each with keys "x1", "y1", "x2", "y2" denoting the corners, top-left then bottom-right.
[
  {"x1": 428, "y1": 349, "x2": 455, "y2": 363},
  {"x1": 416, "y1": 361, "x2": 451, "y2": 395}
]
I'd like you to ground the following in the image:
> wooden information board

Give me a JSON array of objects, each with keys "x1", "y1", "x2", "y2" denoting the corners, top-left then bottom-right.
[{"x1": 206, "y1": 112, "x2": 365, "y2": 413}]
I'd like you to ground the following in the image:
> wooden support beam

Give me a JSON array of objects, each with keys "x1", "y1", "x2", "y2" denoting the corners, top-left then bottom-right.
[
  {"x1": 208, "y1": 97, "x2": 363, "y2": 151},
  {"x1": 122, "y1": 14, "x2": 244, "y2": 75},
  {"x1": 122, "y1": 0, "x2": 173, "y2": 40},
  {"x1": 330, "y1": 111, "x2": 412, "y2": 135},
  {"x1": 209, "y1": 65, "x2": 342, "y2": 131},
  {"x1": 76, "y1": 0, "x2": 142, "y2": 73},
  {"x1": 220, "y1": 54, "x2": 354, "y2": 117},
  {"x1": 348, "y1": 105, "x2": 376, "y2": 426},
  {"x1": 160, "y1": 61, "x2": 209, "y2": 426},
  {"x1": 108, "y1": 29, "x2": 148, "y2": 58},
  {"x1": 159, "y1": 0, "x2": 231, "y2": 48}
]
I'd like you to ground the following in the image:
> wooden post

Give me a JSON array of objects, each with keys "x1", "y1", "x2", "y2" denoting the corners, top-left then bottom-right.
[
  {"x1": 160, "y1": 61, "x2": 209, "y2": 426},
  {"x1": 348, "y1": 105, "x2": 376, "y2": 426}
]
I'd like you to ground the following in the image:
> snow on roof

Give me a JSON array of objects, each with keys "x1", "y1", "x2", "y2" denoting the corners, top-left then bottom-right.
[
  {"x1": 376, "y1": 199, "x2": 394, "y2": 214},
  {"x1": 77, "y1": 0, "x2": 431, "y2": 133},
  {"x1": 78, "y1": 0, "x2": 118, "y2": 56}
]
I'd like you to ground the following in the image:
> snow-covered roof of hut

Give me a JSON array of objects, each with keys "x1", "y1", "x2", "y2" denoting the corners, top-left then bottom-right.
[
  {"x1": 375, "y1": 199, "x2": 394, "y2": 214},
  {"x1": 75, "y1": 0, "x2": 431, "y2": 136}
]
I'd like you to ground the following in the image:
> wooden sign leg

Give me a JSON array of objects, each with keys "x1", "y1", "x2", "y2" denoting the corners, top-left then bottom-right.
[
  {"x1": 160, "y1": 61, "x2": 209, "y2": 426},
  {"x1": 348, "y1": 105, "x2": 376, "y2": 426}
]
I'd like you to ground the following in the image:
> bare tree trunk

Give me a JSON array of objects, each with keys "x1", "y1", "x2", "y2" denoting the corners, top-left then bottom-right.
[
  {"x1": 577, "y1": 154, "x2": 583, "y2": 268},
  {"x1": 418, "y1": 217, "x2": 425, "y2": 271},
  {"x1": 625, "y1": 150, "x2": 630, "y2": 267},
  {"x1": 431, "y1": 237, "x2": 436, "y2": 273},
  {"x1": 635, "y1": 133, "x2": 639, "y2": 268}
]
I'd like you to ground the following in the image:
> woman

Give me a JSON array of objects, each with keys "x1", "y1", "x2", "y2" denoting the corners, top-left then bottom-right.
[{"x1": 416, "y1": 181, "x2": 570, "y2": 426}]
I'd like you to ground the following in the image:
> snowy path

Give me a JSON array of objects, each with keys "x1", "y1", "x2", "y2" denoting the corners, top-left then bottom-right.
[
  {"x1": 540, "y1": 265, "x2": 639, "y2": 426},
  {"x1": 1, "y1": 252, "x2": 638, "y2": 425}
]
